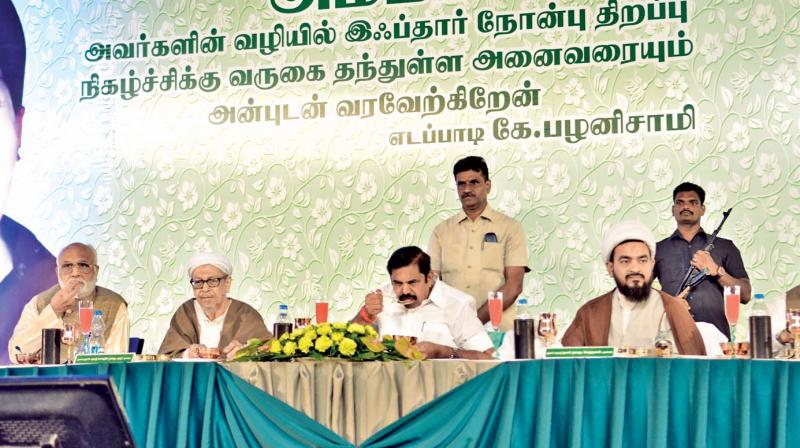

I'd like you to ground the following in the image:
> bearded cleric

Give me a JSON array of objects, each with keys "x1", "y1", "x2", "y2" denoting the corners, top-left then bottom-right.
[{"x1": 561, "y1": 221, "x2": 706, "y2": 355}]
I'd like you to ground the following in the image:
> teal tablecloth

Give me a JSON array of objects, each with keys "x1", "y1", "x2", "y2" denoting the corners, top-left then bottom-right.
[
  {"x1": 0, "y1": 362, "x2": 350, "y2": 447},
  {"x1": 363, "y1": 358, "x2": 800, "y2": 448},
  {"x1": 2, "y1": 359, "x2": 798, "y2": 447}
]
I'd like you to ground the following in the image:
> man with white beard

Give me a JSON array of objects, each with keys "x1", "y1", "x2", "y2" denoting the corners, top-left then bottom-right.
[{"x1": 8, "y1": 242, "x2": 129, "y2": 362}]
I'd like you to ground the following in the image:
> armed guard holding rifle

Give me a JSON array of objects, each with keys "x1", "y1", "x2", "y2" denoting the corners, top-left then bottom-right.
[{"x1": 654, "y1": 183, "x2": 751, "y2": 339}]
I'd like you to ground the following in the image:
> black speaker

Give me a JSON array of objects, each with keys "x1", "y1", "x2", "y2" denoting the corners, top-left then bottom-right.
[{"x1": 0, "y1": 375, "x2": 135, "y2": 447}]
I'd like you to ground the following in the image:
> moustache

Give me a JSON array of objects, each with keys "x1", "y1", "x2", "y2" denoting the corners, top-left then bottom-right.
[
  {"x1": 398, "y1": 294, "x2": 417, "y2": 303},
  {"x1": 626, "y1": 273, "x2": 644, "y2": 280}
]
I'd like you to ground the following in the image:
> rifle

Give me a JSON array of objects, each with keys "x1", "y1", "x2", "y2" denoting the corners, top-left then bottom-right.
[{"x1": 674, "y1": 207, "x2": 733, "y2": 297}]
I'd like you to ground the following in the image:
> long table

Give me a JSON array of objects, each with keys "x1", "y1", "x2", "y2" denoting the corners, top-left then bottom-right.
[
  {"x1": 2, "y1": 358, "x2": 799, "y2": 447},
  {"x1": 225, "y1": 359, "x2": 500, "y2": 444}
]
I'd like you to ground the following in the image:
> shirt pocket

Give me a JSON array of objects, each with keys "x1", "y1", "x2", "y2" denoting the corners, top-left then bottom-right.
[
  {"x1": 420, "y1": 321, "x2": 456, "y2": 347},
  {"x1": 481, "y1": 241, "x2": 504, "y2": 274}
]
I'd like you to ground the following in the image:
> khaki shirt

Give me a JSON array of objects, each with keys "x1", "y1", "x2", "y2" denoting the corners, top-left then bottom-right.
[{"x1": 428, "y1": 205, "x2": 528, "y2": 330}]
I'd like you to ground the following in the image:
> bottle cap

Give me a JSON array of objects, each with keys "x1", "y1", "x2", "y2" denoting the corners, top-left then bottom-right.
[
  {"x1": 279, "y1": 304, "x2": 288, "y2": 310},
  {"x1": 754, "y1": 293, "x2": 765, "y2": 299},
  {"x1": 518, "y1": 297, "x2": 528, "y2": 305},
  {"x1": 94, "y1": 310, "x2": 103, "y2": 316}
]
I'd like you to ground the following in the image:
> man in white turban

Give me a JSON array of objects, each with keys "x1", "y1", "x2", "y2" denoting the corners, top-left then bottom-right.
[
  {"x1": 562, "y1": 221, "x2": 706, "y2": 355},
  {"x1": 158, "y1": 252, "x2": 271, "y2": 359}
]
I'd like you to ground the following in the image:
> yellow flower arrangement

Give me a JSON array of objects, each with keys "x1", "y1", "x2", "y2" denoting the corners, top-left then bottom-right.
[
  {"x1": 298, "y1": 336, "x2": 313, "y2": 354},
  {"x1": 233, "y1": 323, "x2": 424, "y2": 362},
  {"x1": 269, "y1": 339, "x2": 282, "y2": 354},
  {"x1": 315, "y1": 335, "x2": 333, "y2": 352},
  {"x1": 339, "y1": 337, "x2": 357, "y2": 356},
  {"x1": 347, "y1": 323, "x2": 366, "y2": 335},
  {"x1": 283, "y1": 341, "x2": 297, "y2": 356},
  {"x1": 317, "y1": 323, "x2": 332, "y2": 336}
]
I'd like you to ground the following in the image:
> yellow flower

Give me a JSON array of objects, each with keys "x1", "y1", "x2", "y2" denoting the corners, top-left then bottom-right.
[
  {"x1": 365, "y1": 325, "x2": 378, "y2": 337},
  {"x1": 333, "y1": 322, "x2": 347, "y2": 330},
  {"x1": 339, "y1": 337, "x2": 357, "y2": 356},
  {"x1": 298, "y1": 336, "x2": 313, "y2": 354},
  {"x1": 290, "y1": 328, "x2": 305, "y2": 339},
  {"x1": 269, "y1": 339, "x2": 282, "y2": 354},
  {"x1": 280, "y1": 332, "x2": 290, "y2": 341},
  {"x1": 282, "y1": 341, "x2": 297, "y2": 356},
  {"x1": 347, "y1": 323, "x2": 366, "y2": 335},
  {"x1": 331, "y1": 331, "x2": 344, "y2": 342},
  {"x1": 317, "y1": 323, "x2": 332, "y2": 335},
  {"x1": 315, "y1": 335, "x2": 333, "y2": 353},
  {"x1": 304, "y1": 327, "x2": 318, "y2": 340}
]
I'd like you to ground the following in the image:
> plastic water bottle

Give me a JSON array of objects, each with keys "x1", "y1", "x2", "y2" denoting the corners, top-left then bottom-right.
[
  {"x1": 749, "y1": 293, "x2": 772, "y2": 359},
  {"x1": 273, "y1": 304, "x2": 293, "y2": 339},
  {"x1": 514, "y1": 297, "x2": 535, "y2": 359},
  {"x1": 89, "y1": 310, "x2": 105, "y2": 354}
]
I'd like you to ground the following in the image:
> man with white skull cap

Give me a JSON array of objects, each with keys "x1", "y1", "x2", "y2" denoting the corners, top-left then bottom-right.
[
  {"x1": 158, "y1": 252, "x2": 271, "y2": 359},
  {"x1": 562, "y1": 221, "x2": 706, "y2": 354}
]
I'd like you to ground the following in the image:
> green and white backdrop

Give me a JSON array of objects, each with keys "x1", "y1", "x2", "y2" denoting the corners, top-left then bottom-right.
[{"x1": 9, "y1": 0, "x2": 800, "y2": 353}]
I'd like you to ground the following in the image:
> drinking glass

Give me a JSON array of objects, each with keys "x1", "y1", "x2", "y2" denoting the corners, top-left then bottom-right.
[
  {"x1": 61, "y1": 323, "x2": 78, "y2": 364},
  {"x1": 487, "y1": 292, "x2": 503, "y2": 331},
  {"x1": 315, "y1": 299, "x2": 329, "y2": 324},
  {"x1": 724, "y1": 285, "x2": 740, "y2": 346},
  {"x1": 786, "y1": 309, "x2": 800, "y2": 359},
  {"x1": 78, "y1": 300, "x2": 94, "y2": 334},
  {"x1": 486, "y1": 292, "x2": 504, "y2": 359},
  {"x1": 537, "y1": 313, "x2": 557, "y2": 348},
  {"x1": 294, "y1": 302, "x2": 312, "y2": 328}
]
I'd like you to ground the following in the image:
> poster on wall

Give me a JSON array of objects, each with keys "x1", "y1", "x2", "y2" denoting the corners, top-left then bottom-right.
[{"x1": 1, "y1": 0, "x2": 798, "y2": 357}]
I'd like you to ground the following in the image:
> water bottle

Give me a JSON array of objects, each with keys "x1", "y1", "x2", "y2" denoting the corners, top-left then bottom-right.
[
  {"x1": 513, "y1": 297, "x2": 535, "y2": 359},
  {"x1": 749, "y1": 293, "x2": 772, "y2": 359},
  {"x1": 89, "y1": 310, "x2": 105, "y2": 354},
  {"x1": 273, "y1": 304, "x2": 293, "y2": 339}
]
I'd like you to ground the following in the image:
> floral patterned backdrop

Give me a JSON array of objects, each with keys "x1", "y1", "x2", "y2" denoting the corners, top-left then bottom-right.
[{"x1": 7, "y1": 0, "x2": 800, "y2": 352}]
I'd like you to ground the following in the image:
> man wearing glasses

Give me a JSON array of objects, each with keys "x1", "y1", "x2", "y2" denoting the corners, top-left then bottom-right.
[
  {"x1": 654, "y1": 182, "x2": 751, "y2": 339},
  {"x1": 8, "y1": 243, "x2": 129, "y2": 362},
  {"x1": 428, "y1": 156, "x2": 529, "y2": 331},
  {"x1": 158, "y1": 252, "x2": 271, "y2": 360}
]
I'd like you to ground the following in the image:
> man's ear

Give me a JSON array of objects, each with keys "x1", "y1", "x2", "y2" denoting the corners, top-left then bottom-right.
[
  {"x1": 15, "y1": 107, "x2": 24, "y2": 159},
  {"x1": 605, "y1": 261, "x2": 614, "y2": 277}
]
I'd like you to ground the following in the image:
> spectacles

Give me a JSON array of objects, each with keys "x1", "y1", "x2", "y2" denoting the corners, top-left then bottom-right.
[
  {"x1": 59, "y1": 262, "x2": 95, "y2": 274},
  {"x1": 190, "y1": 276, "x2": 227, "y2": 289}
]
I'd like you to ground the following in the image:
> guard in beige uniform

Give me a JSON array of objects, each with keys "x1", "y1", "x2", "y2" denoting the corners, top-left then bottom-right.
[{"x1": 428, "y1": 156, "x2": 529, "y2": 331}]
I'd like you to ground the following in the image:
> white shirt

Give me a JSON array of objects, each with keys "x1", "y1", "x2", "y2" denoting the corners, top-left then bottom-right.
[
  {"x1": 193, "y1": 299, "x2": 230, "y2": 348},
  {"x1": 608, "y1": 289, "x2": 668, "y2": 348},
  {"x1": 375, "y1": 280, "x2": 493, "y2": 352},
  {"x1": 8, "y1": 294, "x2": 129, "y2": 363}
]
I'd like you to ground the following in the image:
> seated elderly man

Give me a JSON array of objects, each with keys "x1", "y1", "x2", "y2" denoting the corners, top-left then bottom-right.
[
  {"x1": 8, "y1": 242, "x2": 129, "y2": 362},
  {"x1": 158, "y1": 252, "x2": 271, "y2": 360},
  {"x1": 562, "y1": 221, "x2": 706, "y2": 355},
  {"x1": 352, "y1": 246, "x2": 493, "y2": 360}
]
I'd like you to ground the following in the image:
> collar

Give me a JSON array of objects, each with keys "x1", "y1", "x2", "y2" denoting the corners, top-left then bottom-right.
[
  {"x1": 614, "y1": 288, "x2": 659, "y2": 308},
  {"x1": 669, "y1": 227, "x2": 707, "y2": 241},
  {"x1": 193, "y1": 298, "x2": 231, "y2": 324},
  {"x1": 456, "y1": 205, "x2": 497, "y2": 223},
  {"x1": 426, "y1": 280, "x2": 446, "y2": 308}
]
